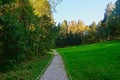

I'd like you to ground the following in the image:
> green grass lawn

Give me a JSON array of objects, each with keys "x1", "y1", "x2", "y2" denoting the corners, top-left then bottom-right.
[
  {"x1": 57, "y1": 41, "x2": 120, "y2": 80},
  {"x1": 0, "y1": 53, "x2": 53, "y2": 80}
]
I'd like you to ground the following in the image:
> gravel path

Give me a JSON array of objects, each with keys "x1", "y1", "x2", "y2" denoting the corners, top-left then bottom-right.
[{"x1": 39, "y1": 50, "x2": 68, "y2": 80}]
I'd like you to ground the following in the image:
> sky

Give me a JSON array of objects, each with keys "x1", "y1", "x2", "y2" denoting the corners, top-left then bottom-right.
[{"x1": 53, "y1": 0, "x2": 116, "y2": 25}]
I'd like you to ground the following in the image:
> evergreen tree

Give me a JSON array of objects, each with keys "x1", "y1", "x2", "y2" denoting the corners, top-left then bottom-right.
[{"x1": 107, "y1": 0, "x2": 120, "y2": 39}]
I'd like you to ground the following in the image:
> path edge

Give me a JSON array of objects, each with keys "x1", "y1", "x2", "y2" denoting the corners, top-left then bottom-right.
[
  {"x1": 57, "y1": 50, "x2": 72, "y2": 80},
  {"x1": 35, "y1": 52, "x2": 54, "y2": 80}
]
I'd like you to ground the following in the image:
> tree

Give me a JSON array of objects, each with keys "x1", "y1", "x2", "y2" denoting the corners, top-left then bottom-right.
[
  {"x1": 107, "y1": 0, "x2": 120, "y2": 39},
  {"x1": 55, "y1": 20, "x2": 86, "y2": 47},
  {"x1": 97, "y1": 2, "x2": 114, "y2": 41},
  {"x1": 103, "y1": 2, "x2": 114, "y2": 22},
  {"x1": 0, "y1": 0, "x2": 58, "y2": 71},
  {"x1": 0, "y1": 0, "x2": 36, "y2": 62},
  {"x1": 86, "y1": 22, "x2": 97, "y2": 43}
]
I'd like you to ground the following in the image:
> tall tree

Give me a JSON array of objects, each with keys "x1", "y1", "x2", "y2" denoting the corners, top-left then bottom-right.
[
  {"x1": 107, "y1": 0, "x2": 120, "y2": 39},
  {"x1": 87, "y1": 22, "x2": 97, "y2": 43},
  {"x1": 97, "y1": 2, "x2": 114, "y2": 41},
  {"x1": 103, "y1": 2, "x2": 114, "y2": 22}
]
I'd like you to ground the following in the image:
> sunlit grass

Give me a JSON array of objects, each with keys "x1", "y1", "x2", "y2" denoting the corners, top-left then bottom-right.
[{"x1": 57, "y1": 41, "x2": 120, "y2": 80}]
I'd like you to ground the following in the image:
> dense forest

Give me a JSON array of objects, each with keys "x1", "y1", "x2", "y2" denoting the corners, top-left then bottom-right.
[
  {"x1": 0, "y1": 0, "x2": 120, "y2": 78},
  {"x1": 0, "y1": 0, "x2": 61, "y2": 72}
]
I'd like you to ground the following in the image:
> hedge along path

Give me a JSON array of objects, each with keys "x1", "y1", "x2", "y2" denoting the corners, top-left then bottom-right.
[{"x1": 39, "y1": 50, "x2": 68, "y2": 80}]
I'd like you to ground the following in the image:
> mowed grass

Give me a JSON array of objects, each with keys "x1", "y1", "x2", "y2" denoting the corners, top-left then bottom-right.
[
  {"x1": 57, "y1": 41, "x2": 120, "y2": 80},
  {"x1": 0, "y1": 53, "x2": 53, "y2": 80}
]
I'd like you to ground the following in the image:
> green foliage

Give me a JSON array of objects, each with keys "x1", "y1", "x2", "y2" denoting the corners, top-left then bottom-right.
[
  {"x1": 0, "y1": 0, "x2": 35, "y2": 62},
  {"x1": 55, "y1": 20, "x2": 98, "y2": 47},
  {"x1": 107, "y1": 0, "x2": 120, "y2": 39},
  {"x1": 36, "y1": 15, "x2": 56, "y2": 54},
  {"x1": 84, "y1": 22, "x2": 97, "y2": 43},
  {"x1": 98, "y1": 1, "x2": 120, "y2": 40},
  {"x1": 55, "y1": 0, "x2": 120, "y2": 48},
  {"x1": 0, "y1": 54, "x2": 53, "y2": 80},
  {"x1": 30, "y1": 0, "x2": 52, "y2": 17},
  {"x1": 0, "y1": 0, "x2": 16, "y2": 5},
  {"x1": 55, "y1": 20, "x2": 85, "y2": 47},
  {"x1": 0, "y1": 0, "x2": 57, "y2": 72},
  {"x1": 57, "y1": 41, "x2": 120, "y2": 80}
]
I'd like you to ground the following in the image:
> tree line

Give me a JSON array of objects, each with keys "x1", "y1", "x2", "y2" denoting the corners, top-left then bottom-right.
[
  {"x1": 0, "y1": 0, "x2": 60, "y2": 71},
  {"x1": 55, "y1": 0, "x2": 120, "y2": 47}
]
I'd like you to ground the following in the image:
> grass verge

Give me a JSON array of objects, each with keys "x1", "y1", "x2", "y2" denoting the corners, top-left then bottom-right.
[
  {"x1": 0, "y1": 53, "x2": 53, "y2": 80},
  {"x1": 57, "y1": 41, "x2": 120, "y2": 80}
]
